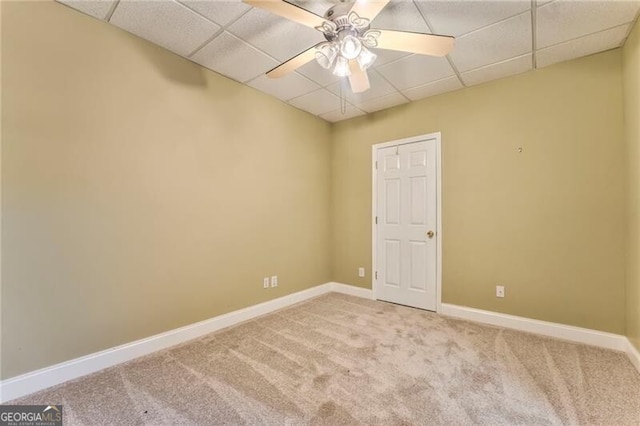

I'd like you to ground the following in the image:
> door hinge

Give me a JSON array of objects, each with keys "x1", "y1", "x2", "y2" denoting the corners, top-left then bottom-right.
[
  {"x1": 375, "y1": 216, "x2": 378, "y2": 224},
  {"x1": 375, "y1": 161, "x2": 378, "y2": 170},
  {"x1": 375, "y1": 271, "x2": 378, "y2": 280}
]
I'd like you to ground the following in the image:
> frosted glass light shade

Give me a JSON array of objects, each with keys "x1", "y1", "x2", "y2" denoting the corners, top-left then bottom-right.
[
  {"x1": 340, "y1": 35, "x2": 362, "y2": 60},
  {"x1": 315, "y1": 43, "x2": 338, "y2": 69},
  {"x1": 357, "y1": 46, "x2": 377, "y2": 70}
]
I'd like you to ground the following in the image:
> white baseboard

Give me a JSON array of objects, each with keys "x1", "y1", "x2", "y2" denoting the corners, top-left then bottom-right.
[
  {"x1": 441, "y1": 303, "x2": 640, "y2": 374},
  {"x1": 626, "y1": 339, "x2": 640, "y2": 374},
  {"x1": 330, "y1": 282, "x2": 374, "y2": 299},
  {"x1": 0, "y1": 282, "x2": 370, "y2": 403},
  {"x1": 440, "y1": 303, "x2": 628, "y2": 351},
  {"x1": 9, "y1": 286, "x2": 632, "y2": 403}
]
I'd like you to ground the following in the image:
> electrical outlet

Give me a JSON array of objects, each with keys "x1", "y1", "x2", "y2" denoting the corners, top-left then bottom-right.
[
  {"x1": 263, "y1": 277, "x2": 269, "y2": 289},
  {"x1": 496, "y1": 285, "x2": 505, "y2": 298},
  {"x1": 271, "y1": 275, "x2": 278, "y2": 288},
  {"x1": 358, "y1": 267, "x2": 365, "y2": 278}
]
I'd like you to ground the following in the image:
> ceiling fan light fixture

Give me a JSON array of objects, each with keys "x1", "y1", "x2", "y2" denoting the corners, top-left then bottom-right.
[
  {"x1": 333, "y1": 56, "x2": 351, "y2": 77},
  {"x1": 340, "y1": 35, "x2": 362, "y2": 60},
  {"x1": 315, "y1": 42, "x2": 338, "y2": 69},
  {"x1": 357, "y1": 46, "x2": 377, "y2": 70}
]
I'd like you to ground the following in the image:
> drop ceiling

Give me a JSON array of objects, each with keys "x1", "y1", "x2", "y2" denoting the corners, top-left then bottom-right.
[{"x1": 57, "y1": 0, "x2": 640, "y2": 122}]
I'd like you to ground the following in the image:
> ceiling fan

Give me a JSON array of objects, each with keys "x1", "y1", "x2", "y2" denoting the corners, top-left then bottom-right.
[{"x1": 243, "y1": 0, "x2": 455, "y2": 93}]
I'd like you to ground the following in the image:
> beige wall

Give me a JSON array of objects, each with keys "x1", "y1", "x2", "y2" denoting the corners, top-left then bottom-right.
[
  {"x1": 332, "y1": 50, "x2": 627, "y2": 334},
  {"x1": 1, "y1": 1, "x2": 332, "y2": 379},
  {"x1": 1, "y1": 0, "x2": 634, "y2": 381},
  {"x1": 624, "y1": 19, "x2": 640, "y2": 352}
]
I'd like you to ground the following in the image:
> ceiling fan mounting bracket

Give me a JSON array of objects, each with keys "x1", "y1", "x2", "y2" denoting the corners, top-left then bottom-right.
[{"x1": 320, "y1": 3, "x2": 371, "y2": 42}]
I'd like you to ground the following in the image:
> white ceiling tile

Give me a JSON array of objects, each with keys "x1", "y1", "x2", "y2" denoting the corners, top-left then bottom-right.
[
  {"x1": 64, "y1": 0, "x2": 640, "y2": 120},
  {"x1": 57, "y1": 0, "x2": 116, "y2": 19},
  {"x1": 449, "y1": 12, "x2": 532, "y2": 72},
  {"x1": 376, "y1": 54, "x2": 455, "y2": 90},
  {"x1": 415, "y1": 0, "x2": 531, "y2": 37},
  {"x1": 247, "y1": 72, "x2": 320, "y2": 101},
  {"x1": 289, "y1": 89, "x2": 341, "y2": 116},
  {"x1": 297, "y1": 61, "x2": 342, "y2": 87},
  {"x1": 191, "y1": 31, "x2": 278, "y2": 83},
  {"x1": 286, "y1": 0, "x2": 334, "y2": 17},
  {"x1": 402, "y1": 76, "x2": 463, "y2": 101},
  {"x1": 537, "y1": 24, "x2": 631, "y2": 68},
  {"x1": 227, "y1": 8, "x2": 323, "y2": 61},
  {"x1": 320, "y1": 105, "x2": 366, "y2": 123},
  {"x1": 354, "y1": 92, "x2": 409, "y2": 113},
  {"x1": 537, "y1": 0, "x2": 640, "y2": 49},
  {"x1": 178, "y1": 0, "x2": 250, "y2": 26},
  {"x1": 110, "y1": 0, "x2": 220, "y2": 57},
  {"x1": 326, "y1": 70, "x2": 398, "y2": 104},
  {"x1": 372, "y1": 1, "x2": 431, "y2": 33},
  {"x1": 371, "y1": 48, "x2": 411, "y2": 67},
  {"x1": 461, "y1": 53, "x2": 532, "y2": 86}
]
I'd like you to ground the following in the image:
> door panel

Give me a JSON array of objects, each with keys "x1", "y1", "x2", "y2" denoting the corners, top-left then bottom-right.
[
  {"x1": 384, "y1": 240, "x2": 401, "y2": 287},
  {"x1": 410, "y1": 176, "x2": 426, "y2": 225},
  {"x1": 376, "y1": 139, "x2": 437, "y2": 311},
  {"x1": 385, "y1": 179, "x2": 401, "y2": 224},
  {"x1": 409, "y1": 241, "x2": 427, "y2": 291}
]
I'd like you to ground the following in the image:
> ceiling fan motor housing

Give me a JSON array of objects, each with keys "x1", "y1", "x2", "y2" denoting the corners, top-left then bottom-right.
[{"x1": 323, "y1": 2, "x2": 370, "y2": 42}]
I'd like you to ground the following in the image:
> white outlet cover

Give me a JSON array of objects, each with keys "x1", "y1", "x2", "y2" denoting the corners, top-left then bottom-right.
[
  {"x1": 263, "y1": 278, "x2": 269, "y2": 289},
  {"x1": 358, "y1": 267, "x2": 365, "y2": 277},
  {"x1": 271, "y1": 276, "x2": 278, "y2": 287},
  {"x1": 496, "y1": 285, "x2": 505, "y2": 298}
]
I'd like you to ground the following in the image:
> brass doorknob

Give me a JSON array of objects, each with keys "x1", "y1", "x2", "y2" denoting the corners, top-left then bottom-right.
[{"x1": 427, "y1": 230, "x2": 435, "y2": 239}]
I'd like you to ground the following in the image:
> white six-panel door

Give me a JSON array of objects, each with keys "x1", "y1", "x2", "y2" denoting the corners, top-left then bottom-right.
[{"x1": 375, "y1": 139, "x2": 437, "y2": 311}]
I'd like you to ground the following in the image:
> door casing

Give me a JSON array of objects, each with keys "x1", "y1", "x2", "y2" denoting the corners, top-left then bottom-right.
[{"x1": 371, "y1": 132, "x2": 443, "y2": 313}]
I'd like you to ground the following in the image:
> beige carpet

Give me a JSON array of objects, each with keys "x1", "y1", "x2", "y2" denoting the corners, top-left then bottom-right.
[{"x1": 10, "y1": 293, "x2": 640, "y2": 425}]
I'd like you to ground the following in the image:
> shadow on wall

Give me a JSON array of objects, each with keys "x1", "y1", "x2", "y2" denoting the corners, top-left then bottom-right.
[
  {"x1": 130, "y1": 33, "x2": 207, "y2": 88},
  {"x1": 127, "y1": 29, "x2": 258, "y2": 107}
]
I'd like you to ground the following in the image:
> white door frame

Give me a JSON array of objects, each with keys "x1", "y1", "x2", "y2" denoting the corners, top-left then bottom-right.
[{"x1": 371, "y1": 132, "x2": 443, "y2": 313}]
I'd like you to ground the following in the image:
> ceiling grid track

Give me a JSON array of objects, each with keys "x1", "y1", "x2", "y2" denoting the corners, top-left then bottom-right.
[
  {"x1": 105, "y1": 0, "x2": 120, "y2": 22},
  {"x1": 186, "y1": 28, "x2": 225, "y2": 59},
  {"x1": 444, "y1": 57, "x2": 466, "y2": 88},
  {"x1": 184, "y1": 5, "x2": 253, "y2": 59},
  {"x1": 373, "y1": 71, "x2": 412, "y2": 104}
]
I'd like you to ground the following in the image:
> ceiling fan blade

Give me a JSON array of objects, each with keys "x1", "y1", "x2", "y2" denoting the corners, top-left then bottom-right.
[
  {"x1": 348, "y1": 60, "x2": 370, "y2": 93},
  {"x1": 376, "y1": 30, "x2": 455, "y2": 57},
  {"x1": 266, "y1": 44, "x2": 320, "y2": 78},
  {"x1": 350, "y1": 0, "x2": 390, "y2": 21},
  {"x1": 243, "y1": 0, "x2": 328, "y2": 29}
]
